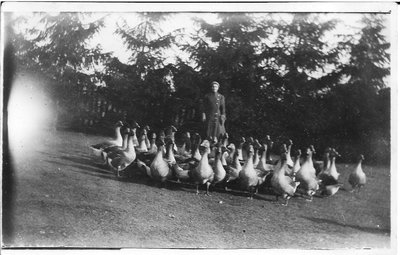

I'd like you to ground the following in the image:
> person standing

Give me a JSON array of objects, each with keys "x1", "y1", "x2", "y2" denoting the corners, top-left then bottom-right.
[{"x1": 201, "y1": 81, "x2": 226, "y2": 142}]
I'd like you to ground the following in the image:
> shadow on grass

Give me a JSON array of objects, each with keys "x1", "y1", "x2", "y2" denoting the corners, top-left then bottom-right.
[
  {"x1": 44, "y1": 153, "x2": 292, "y2": 202},
  {"x1": 302, "y1": 216, "x2": 390, "y2": 234}
]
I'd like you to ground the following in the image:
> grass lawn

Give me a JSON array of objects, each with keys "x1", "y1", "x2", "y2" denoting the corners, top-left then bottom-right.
[{"x1": 3, "y1": 130, "x2": 393, "y2": 251}]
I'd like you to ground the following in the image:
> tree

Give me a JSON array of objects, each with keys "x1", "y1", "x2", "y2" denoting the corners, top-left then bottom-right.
[
  {"x1": 325, "y1": 14, "x2": 390, "y2": 162},
  {"x1": 106, "y1": 12, "x2": 178, "y2": 128}
]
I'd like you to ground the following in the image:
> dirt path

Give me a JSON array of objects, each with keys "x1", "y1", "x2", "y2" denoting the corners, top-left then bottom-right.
[{"x1": 3, "y1": 130, "x2": 391, "y2": 249}]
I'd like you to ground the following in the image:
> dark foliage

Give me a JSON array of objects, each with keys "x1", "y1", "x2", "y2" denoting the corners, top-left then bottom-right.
[{"x1": 8, "y1": 13, "x2": 390, "y2": 164}]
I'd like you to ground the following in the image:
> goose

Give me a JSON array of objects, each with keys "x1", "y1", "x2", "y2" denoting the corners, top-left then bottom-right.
[
  {"x1": 318, "y1": 149, "x2": 341, "y2": 186},
  {"x1": 348, "y1": 154, "x2": 366, "y2": 192},
  {"x1": 131, "y1": 122, "x2": 141, "y2": 147},
  {"x1": 238, "y1": 145, "x2": 261, "y2": 199},
  {"x1": 136, "y1": 126, "x2": 149, "y2": 153},
  {"x1": 102, "y1": 127, "x2": 130, "y2": 162},
  {"x1": 143, "y1": 126, "x2": 151, "y2": 150},
  {"x1": 176, "y1": 132, "x2": 191, "y2": 158},
  {"x1": 237, "y1": 137, "x2": 246, "y2": 161},
  {"x1": 135, "y1": 132, "x2": 158, "y2": 167},
  {"x1": 225, "y1": 143, "x2": 236, "y2": 165},
  {"x1": 320, "y1": 183, "x2": 343, "y2": 197},
  {"x1": 211, "y1": 146, "x2": 226, "y2": 186},
  {"x1": 241, "y1": 137, "x2": 254, "y2": 162},
  {"x1": 327, "y1": 148, "x2": 341, "y2": 181},
  {"x1": 286, "y1": 139, "x2": 294, "y2": 168},
  {"x1": 221, "y1": 133, "x2": 229, "y2": 148},
  {"x1": 166, "y1": 140, "x2": 177, "y2": 165},
  {"x1": 89, "y1": 121, "x2": 124, "y2": 157},
  {"x1": 253, "y1": 139, "x2": 262, "y2": 168},
  {"x1": 165, "y1": 125, "x2": 178, "y2": 152},
  {"x1": 208, "y1": 137, "x2": 218, "y2": 160},
  {"x1": 171, "y1": 162, "x2": 192, "y2": 182},
  {"x1": 150, "y1": 139, "x2": 173, "y2": 186},
  {"x1": 280, "y1": 143, "x2": 294, "y2": 177},
  {"x1": 315, "y1": 147, "x2": 332, "y2": 176},
  {"x1": 179, "y1": 133, "x2": 202, "y2": 172},
  {"x1": 108, "y1": 129, "x2": 137, "y2": 178},
  {"x1": 265, "y1": 135, "x2": 276, "y2": 164},
  {"x1": 271, "y1": 151, "x2": 301, "y2": 206},
  {"x1": 295, "y1": 146, "x2": 319, "y2": 201},
  {"x1": 191, "y1": 133, "x2": 202, "y2": 162},
  {"x1": 221, "y1": 146, "x2": 229, "y2": 167},
  {"x1": 191, "y1": 140, "x2": 214, "y2": 195},
  {"x1": 290, "y1": 149, "x2": 302, "y2": 180},
  {"x1": 255, "y1": 142, "x2": 275, "y2": 173},
  {"x1": 148, "y1": 132, "x2": 158, "y2": 154},
  {"x1": 105, "y1": 127, "x2": 134, "y2": 160},
  {"x1": 225, "y1": 149, "x2": 242, "y2": 183},
  {"x1": 136, "y1": 158, "x2": 152, "y2": 178}
]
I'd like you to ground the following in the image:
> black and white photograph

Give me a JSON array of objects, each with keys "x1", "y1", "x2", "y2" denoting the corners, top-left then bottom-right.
[{"x1": 1, "y1": 1, "x2": 397, "y2": 253}]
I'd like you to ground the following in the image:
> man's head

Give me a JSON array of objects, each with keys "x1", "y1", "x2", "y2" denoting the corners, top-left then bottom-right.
[{"x1": 211, "y1": 81, "x2": 220, "y2": 93}]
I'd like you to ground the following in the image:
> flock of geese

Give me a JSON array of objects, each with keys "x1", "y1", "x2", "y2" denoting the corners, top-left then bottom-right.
[{"x1": 89, "y1": 121, "x2": 367, "y2": 206}]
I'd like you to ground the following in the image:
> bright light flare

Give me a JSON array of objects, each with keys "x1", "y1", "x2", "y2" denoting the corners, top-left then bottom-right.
[{"x1": 7, "y1": 75, "x2": 55, "y2": 154}]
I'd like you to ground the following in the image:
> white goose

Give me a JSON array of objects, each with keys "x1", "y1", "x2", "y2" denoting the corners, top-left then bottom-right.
[
  {"x1": 237, "y1": 137, "x2": 246, "y2": 161},
  {"x1": 295, "y1": 146, "x2": 319, "y2": 201},
  {"x1": 239, "y1": 145, "x2": 262, "y2": 199},
  {"x1": 90, "y1": 121, "x2": 124, "y2": 158},
  {"x1": 150, "y1": 139, "x2": 173, "y2": 186},
  {"x1": 291, "y1": 149, "x2": 302, "y2": 180},
  {"x1": 108, "y1": 129, "x2": 137, "y2": 178},
  {"x1": 136, "y1": 126, "x2": 149, "y2": 153},
  {"x1": 271, "y1": 150, "x2": 301, "y2": 206},
  {"x1": 191, "y1": 140, "x2": 214, "y2": 195},
  {"x1": 103, "y1": 127, "x2": 130, "y2": 163},
  {"x1": 212, "y1": 146, "x2": 227, "y2": 186},
  {"x1": 286, "y1": 139, "x2": 294, "y2": 168},
  {"x1": 253, "y1": 139, "x2": 262, "y2": 168},
  {"x1": 348, "y1": 154, "x2": 367, "y2": 192}
]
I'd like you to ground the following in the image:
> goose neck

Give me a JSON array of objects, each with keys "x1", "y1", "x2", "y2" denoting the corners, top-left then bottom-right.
[
  {"x1": 355, "y1": 159, "x2": 363, "y2": 172},
  {"x1": 126, "y1": 136, "x2": 135, "y2": 152}
]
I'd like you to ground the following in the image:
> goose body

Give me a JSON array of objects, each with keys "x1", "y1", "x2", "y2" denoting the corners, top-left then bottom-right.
[
  {"x1": 239, "y1": 145, "x2": 261, "y2": 199},
  {"x1": 290, "y1": 149, "x2": 302, "y2": 180},
  {"x1": 326, "y1": 150, "x2": 340, "y2": 181},
  {"x1": 176, "y1": 132, "x2": 192, "y2": 159},
  {"x1": 237, "y1": 137, "x2": 245, "y2": 161},
  {"x1": 265, "y1": 135, "x2": 275, "y2": 164},
  {"x1": 166, "y1": 141, "x2": 177, "y2": 165},
  {"x1": 271, "y1": 154, "x2": 300, "y2": 206},
  {"x1": 192, "y1": 140, "x2": 214, "y2": 195},
  {"x1": 136, "y1": 128, "x2": 149, "y2": 153},
  {"x1": 286, "y1": 140, "x2": 294, "y2": 168},
  {"x1": 320, "y1": 183, "x2": 342, "y2": 197},
  {"x1": 147, "y1": 133, "x2": 158, "y2": 154},
  {"x1": 348, "y1": 154, "x2": 366, "y2": 192},
  {"x1": 212, "y1": 147, "x2": 226, "y2": 184},
  {"x1": 172, "y1": 163, "x2": 191, "y2": 182},
  {"x1": 108, "y1": 131, "x2": 137, "y2": 177},
  {"x1": 150, "y1": 141, "x2": 172, "y2": 183},
  {"x1": 318, "y1": 149, "x2": 341, "y2": 188},
  {"x1": 295, "y1": 146, "x2": 319, "y2": 200},
  {"x1": 226, "y1": 143, "x2": 236, "y2": 165},
  {"x1": 90, "y1": 121, "x2": 124, "y2": 157},
  {"x1": 226, "y1": 149, "x2": 242, "y2": 182},
  {"x1": 256, "y1": 144, "x2": 275, "y2": 172},
  {"x1": 102, "y1": 129, "x2": 129, "y2": 163},
  {"x1": 136, "y1": 158, "x2": 152, "y2": 178},
  {"x1": 315, "y1": 147, "x2": 332, "y2": 176},
  {"x1": 253, "y1": 139, "x2": 261, "y2": 168}
]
